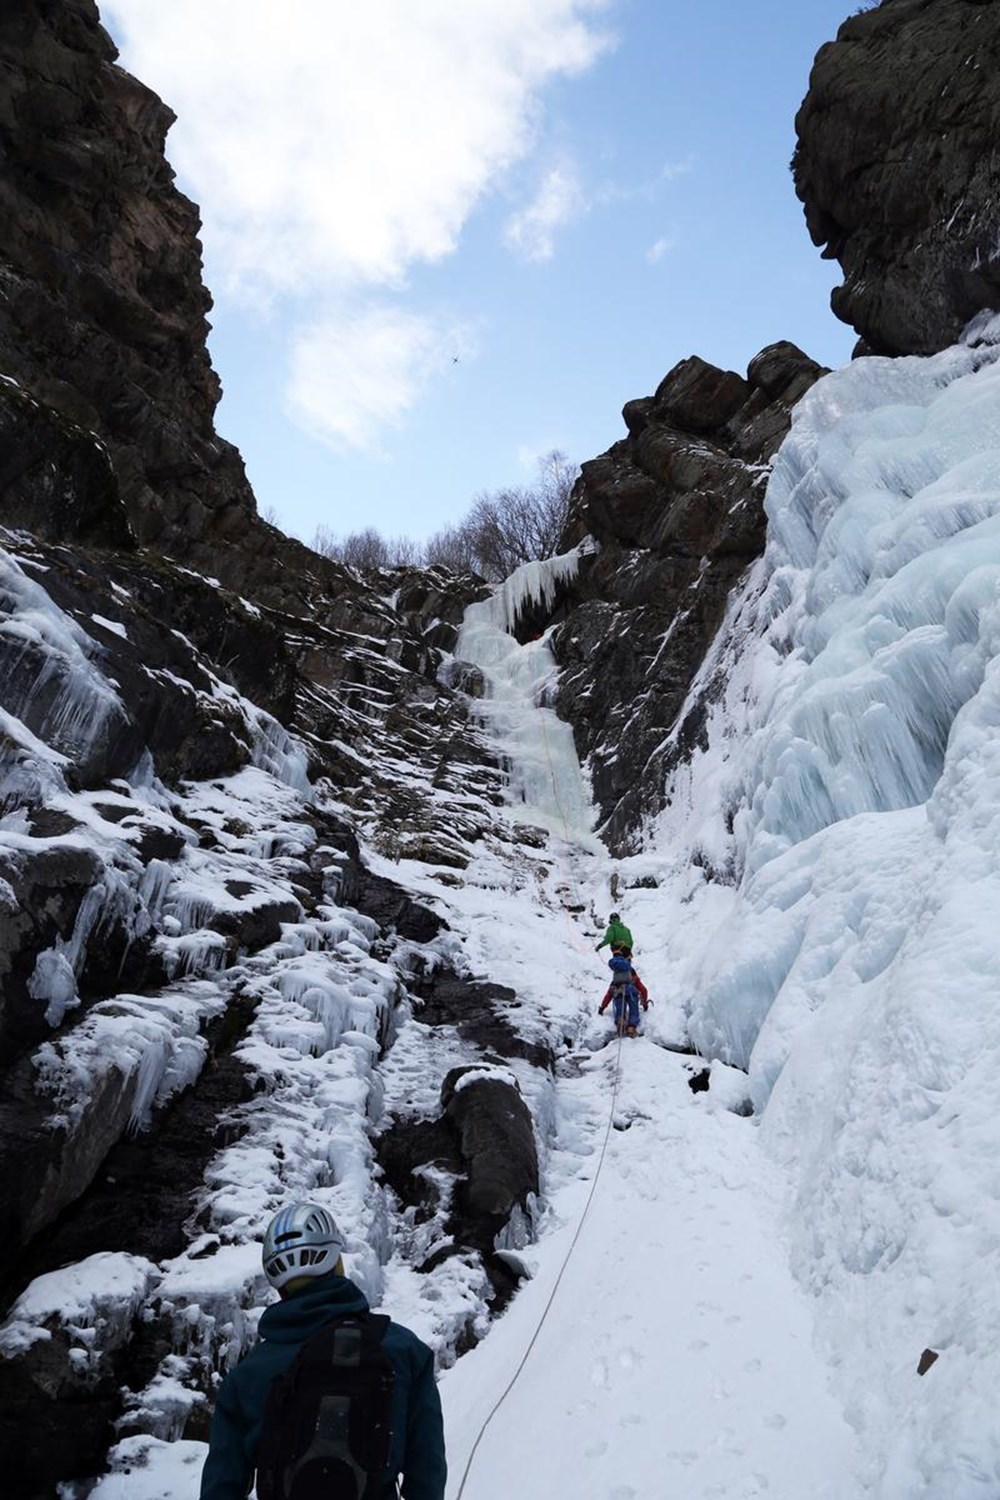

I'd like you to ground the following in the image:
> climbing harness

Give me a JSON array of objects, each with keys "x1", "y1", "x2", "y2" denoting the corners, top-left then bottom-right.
[{"x1": 454, "y1": 1027, "x2": 626, "y2": 1499}]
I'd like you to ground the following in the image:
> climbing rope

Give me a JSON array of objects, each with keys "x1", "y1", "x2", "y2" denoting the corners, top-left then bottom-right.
[{"x1": 453, "y1": 1027, "x2": 625, "y2": 1500}]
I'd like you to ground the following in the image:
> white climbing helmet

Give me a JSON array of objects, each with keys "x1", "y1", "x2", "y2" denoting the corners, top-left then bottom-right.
[{"x1": 262, "y1": 1202, "x2": 346, "y2": 1291}]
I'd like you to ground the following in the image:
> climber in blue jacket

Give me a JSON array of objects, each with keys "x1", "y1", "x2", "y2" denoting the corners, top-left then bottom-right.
[
  {"x1": 200, "y1": 1202, "x2": 446, "y2": 1500},
  {"x1": 599, "y1": 951, "x2": 644, "y2": 1036}
]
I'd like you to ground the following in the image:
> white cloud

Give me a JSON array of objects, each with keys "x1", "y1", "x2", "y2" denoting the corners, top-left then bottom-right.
[
  {"x1": 646, "y1": 233, "x2": 676, "y2": 264},
  {"x1": 107, "y1": 1, "x2": 614, "y2": 300},
  {"x1": 504, "y1": 165, "x2": 587, "y2": 262},
  {"x1": 285, "y1": 306, "x2": 475, "y2": 452},
  {"x1": 105, "y1": 1, "x2": 614, "y2": 450}
]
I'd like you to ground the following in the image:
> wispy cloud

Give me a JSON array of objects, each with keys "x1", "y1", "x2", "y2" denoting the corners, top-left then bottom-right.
[
  {"x1": 501, "y1": 150, "x2": 692, "y2": 264},
  {"x1": 659, "y1": 156, "x2": 695, "y2": 183},
  {"x1": 285, "y1": 306, "x2": 476, "y2": 452},
  {"x1": 646, "y1": 234, "x2": 677, "y2": 264},
  {"x1": 504, "y1": 166, "x2": 587, "y2": 262}
]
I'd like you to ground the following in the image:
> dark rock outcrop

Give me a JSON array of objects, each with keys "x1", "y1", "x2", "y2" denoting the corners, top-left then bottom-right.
[
  {"x1": 0, "y1": 379, "x2": 133, "y2": 548},
  {"x1": 794, "y1": 0, "x2": 1000, "y2": 355},
  {"x1": 441, "y1": 1067, "x2": 539, "y2": 1227},
  {"x1": 409, "y1": 967, "x2": 554, "y2": 1071},
  {"x1": 378, "y1": 1064, "x2": 540, "y2": 1326},
  {"x1": 552, "y1": 343, "x2": 825, "y2": 849}
]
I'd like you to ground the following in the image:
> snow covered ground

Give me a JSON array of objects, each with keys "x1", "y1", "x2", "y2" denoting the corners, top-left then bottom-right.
[{"x1": 443, "y1": 1040, "x2": 860, "y2": 1500}]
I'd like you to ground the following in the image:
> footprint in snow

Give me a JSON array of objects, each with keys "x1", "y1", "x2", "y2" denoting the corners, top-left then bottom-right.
[
  {"x1": 590, "y1": 1357, "x2": 610, "y2": 1389},
  {"x1": 764, "y1": 1413, "x2": 787, "y2": 1430}
]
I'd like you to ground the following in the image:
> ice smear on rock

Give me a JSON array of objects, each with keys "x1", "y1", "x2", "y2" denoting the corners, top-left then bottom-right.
[{"x1": 0, "y1": 551, "x2": 125, "y2": 769}]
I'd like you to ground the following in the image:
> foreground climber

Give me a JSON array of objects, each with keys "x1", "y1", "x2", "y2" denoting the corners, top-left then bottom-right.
[
  {"x1": 599, "y1": 948, "x2": 649, "y2": 1037},
  {"x1": 595, "y1": 911, "x2": 633, "y2": 952},
  {"x1": 200, "y1": 1202, "x2": 447, "y2": 1500}
]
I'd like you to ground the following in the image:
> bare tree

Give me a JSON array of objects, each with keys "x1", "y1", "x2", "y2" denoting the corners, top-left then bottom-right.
[
  {"x1": 312, "y1": 526, "x2": 422, "y2": 569},
  {"x1": 464, "y1": 450, "x2": 578, "y2": 580},
  {"x1": 311, "y1": 523, "x2": 340, "y2": 559},
  {"x1": 310, "y1": 450, "x2": 578, "y2": 580},
  {"x1": 423, "y1": 520, "x2": 481, "y2": 574}
]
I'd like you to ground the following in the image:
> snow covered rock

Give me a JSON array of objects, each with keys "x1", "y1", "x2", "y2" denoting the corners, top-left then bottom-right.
[{"x1": 0, "y1": 1252, "x2": 157, "y2": 1495}]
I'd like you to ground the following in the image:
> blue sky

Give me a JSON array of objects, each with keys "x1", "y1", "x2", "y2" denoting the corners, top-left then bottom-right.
[{"x1": 105, "y1": 1, "x2": 858, "y2": 546}]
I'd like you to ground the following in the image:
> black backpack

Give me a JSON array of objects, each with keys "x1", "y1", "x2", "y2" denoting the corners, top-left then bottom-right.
[{"x1": 256, "y1": 1312, "x2": 396, "y2": 1500}]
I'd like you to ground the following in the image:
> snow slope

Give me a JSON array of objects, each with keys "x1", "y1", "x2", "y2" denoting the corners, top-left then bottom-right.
[{"x1": 443, "y1": 1041, "x2": 859, "y2": 1500}]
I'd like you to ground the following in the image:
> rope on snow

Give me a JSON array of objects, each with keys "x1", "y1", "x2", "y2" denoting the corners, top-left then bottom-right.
[{"x1": 453, "y1": 1028, "x2": 626, "y2": 1499}]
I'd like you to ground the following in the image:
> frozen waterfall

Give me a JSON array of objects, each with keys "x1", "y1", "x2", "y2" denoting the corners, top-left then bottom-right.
[
  {"x1": 654, "y1": 313, "x2": 1000, "y2": 1494},
  {"x1": 454, "y1": 550, "x2": 598, "y2": 846}
]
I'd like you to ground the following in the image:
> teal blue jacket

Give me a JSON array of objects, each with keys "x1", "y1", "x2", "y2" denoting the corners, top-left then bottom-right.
[{"x1": 199, "y1": 1274, "x2": 446, "y2": 1500}]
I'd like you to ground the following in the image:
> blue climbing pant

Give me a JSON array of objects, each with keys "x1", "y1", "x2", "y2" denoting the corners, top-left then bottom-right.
[{"x1": 612, "y1": 987, "x2": 640, "y2": 1029}]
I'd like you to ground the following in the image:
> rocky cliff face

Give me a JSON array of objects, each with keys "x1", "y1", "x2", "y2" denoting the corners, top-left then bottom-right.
[
  {"x1": 794, "y1": 0, "x2": 1000, "y2": 355},
  {"x1": 0, "y1": 9, "x2": 549, "y2": 1491},
  {"x1": 0, "y1": 499, "x2": 537, "y2": 1492},
  {"x1": 0, "y1": 0, "x2": 257, "y2": 550}
]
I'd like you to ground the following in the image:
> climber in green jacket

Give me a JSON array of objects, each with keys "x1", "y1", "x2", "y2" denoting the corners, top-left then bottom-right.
[{"x1": 596, "y1": 912, "x2": 633, "y2": 952}]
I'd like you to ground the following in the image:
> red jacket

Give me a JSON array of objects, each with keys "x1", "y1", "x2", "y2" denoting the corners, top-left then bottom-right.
[{"x1": 599, "y1": 968, "x2": 649, "y2": 1011}]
